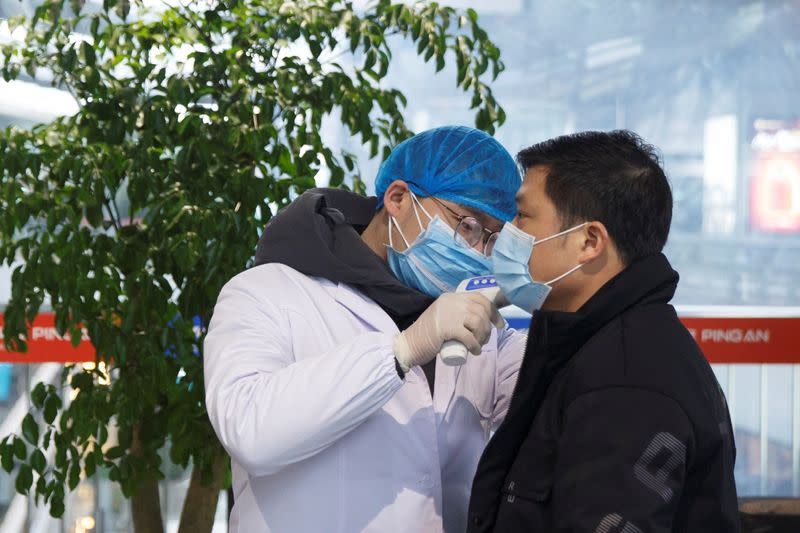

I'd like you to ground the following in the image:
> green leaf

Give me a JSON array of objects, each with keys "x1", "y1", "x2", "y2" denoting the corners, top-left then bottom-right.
[
  {"x1": 411, "y1": 18, "x2": 422, "y2": 40},
  {"x1": 13, "y1": 437, "x2": 26, "y2": 461},
  {"x1": 105, "y1": 446, "x2": 125, "y2": 460},
  {"x1": 116, "y1": 0, "x2": 130, "y2": 20},
  {"x1": 84, "y1": 452, "x2": 96, "y2": 478},
  {"x1": 435, "y1": 54, "x2": 445, "y2": 73},
  {"x1": 364, "y1": 49, "x2": 377, "y2": 71},
  {"x1": 35, "y1": 476, "x2": 47, "y2": 499},
  {"x1": 475, "y1": 107, "x2": 489, "y2": 131},
  {"x1": 55, "y1": 437, "x2": 67, "y2": 469},
  {"x1": 1, "y1": 444, "x2": 13, "y2": 472},
  {"x1": 68, "y1": 460, "x2": 81, "y2": 490},
  {"x1": 497, "y1": 106, "x2": 507, "y2": 126},
  {"x1": 15, "y1": 464, "x2": 33, "y2": 494},
  {"x1": 50, "y1": 496, "x2": 65, "y2": 518},
  {"x1": 349, "y1": 20, "x2": 361, "y2": 53},
  {"x1": 90, "y1": 15, "x2": 100, "y2": 37},
  {"x1": 309, "y1": 38, "x2": 322, "y2": 58},
  {"x1": 80, "y1": 42, "x2": 96, "y2": 68},
  {"x1": 30, "y1": 449, "x2": 46, "y2": 474},
  {"x1": 43, "y1": 395, "x2": 61, "y2": 425},
  {"x1": 31, "y1": 383, "x2": 47, "y2": 409},
  {"x1": 277, "y1": 147, "x2": 296, "y2": 175},
  {"x1": 70, "y1": 0, "x2": 86, "y2": 15},
  {"x1": 416, "y1": 32, "x2": 429, "y2": 55},
  {"x1": 470, "y1": 91, "x2": 482, "y2": 109},
  {"x1": 22, "y1": 414, "x2": 39, "y2": 445}
]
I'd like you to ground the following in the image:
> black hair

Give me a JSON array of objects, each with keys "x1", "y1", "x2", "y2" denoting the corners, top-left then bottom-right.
[{"x1": 516, "y1": 130, "x2": 672, "y2": 265}]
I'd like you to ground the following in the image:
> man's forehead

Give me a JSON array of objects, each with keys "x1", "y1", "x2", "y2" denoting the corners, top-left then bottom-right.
[{"x1": 517, "y1": 167, "x2": 547, "y2": 206}]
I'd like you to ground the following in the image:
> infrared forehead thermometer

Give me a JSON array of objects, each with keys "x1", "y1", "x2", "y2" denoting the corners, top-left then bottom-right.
[{"x1": 439, "y1": 275, "x2": 509, "y2": 366}]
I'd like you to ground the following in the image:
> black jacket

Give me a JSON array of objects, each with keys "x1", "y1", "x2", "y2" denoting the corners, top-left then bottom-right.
[{"x1": 467, "y1": 253, "x2": 740, "y2": 533}]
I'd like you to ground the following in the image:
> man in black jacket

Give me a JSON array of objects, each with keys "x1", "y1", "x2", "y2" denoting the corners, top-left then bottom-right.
[{"x1": 467, "y1": 130, "x2": 740, "y2": 532}]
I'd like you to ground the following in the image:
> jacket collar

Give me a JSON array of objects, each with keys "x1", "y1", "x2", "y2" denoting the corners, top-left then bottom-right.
[{"x1": 526, "y1": 252, "x2": 679, "y2": 362}]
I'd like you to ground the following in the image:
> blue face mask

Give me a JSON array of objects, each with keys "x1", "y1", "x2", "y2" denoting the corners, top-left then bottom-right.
[
  {"x1": 491, "y1": 222, "x2": 587, "y2": 312},
  {"x1": 386, "y1": 193, "x2": 492, "y2": 297}
]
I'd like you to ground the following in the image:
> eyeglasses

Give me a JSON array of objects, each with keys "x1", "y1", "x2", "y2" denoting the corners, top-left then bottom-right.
[{"x1": 413, "y1": 185, "x2": 499, "y2": 256}]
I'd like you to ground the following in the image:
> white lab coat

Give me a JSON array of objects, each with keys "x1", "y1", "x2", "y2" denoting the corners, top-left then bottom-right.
[{"x1": 204, "y1": 263, "x2": 525, "y2": 533}]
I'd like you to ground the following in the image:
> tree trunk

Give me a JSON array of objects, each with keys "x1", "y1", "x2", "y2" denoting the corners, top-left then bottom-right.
[
  {"x1": 130, "y1": 425, "x2": 165, "y2": 533},
  {"x1": 131, "y1": 475, "x2": 165, "y2": 533},
  {"x1": 177, "y1": 451, "x2": 227, "y2": 533}
]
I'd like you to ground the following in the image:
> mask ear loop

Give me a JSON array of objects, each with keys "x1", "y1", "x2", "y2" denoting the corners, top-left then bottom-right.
[
  {"x1": 545, "y1": 263, "x2": 584, "y2": 286},
  {"x1": 531, "y1": 222, "x2": 589, "y2": 286},
  {"x1": 388, "y1": 190, "x2": 427, "y2": 249},
  {"x1": 532, "y1": 222, "x2": 588, "y2": 247},
  {"x1": 388, "y1": 216, "x2": 411, "y2": 249},
  {"x1": 409, "y1": 191, "x2": 434, "y2": 228}
]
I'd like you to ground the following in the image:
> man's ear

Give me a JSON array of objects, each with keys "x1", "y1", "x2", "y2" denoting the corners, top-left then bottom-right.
[
  {"x1": 578, "y1": 221, "x2": 610, "y2": 264},
  {"x1": 383, "y1": 180, "x2": 410, "y2": 218}
]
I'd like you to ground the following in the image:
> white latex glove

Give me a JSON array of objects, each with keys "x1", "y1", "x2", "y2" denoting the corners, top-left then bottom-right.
[{"x1": 393, "y1": 292, "x2": 502, "y2": 373}]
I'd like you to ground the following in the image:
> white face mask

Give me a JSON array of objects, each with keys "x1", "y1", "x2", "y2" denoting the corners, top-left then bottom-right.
[{"x1": 490, "y1": 222, "x2": 587, "y2": 312}]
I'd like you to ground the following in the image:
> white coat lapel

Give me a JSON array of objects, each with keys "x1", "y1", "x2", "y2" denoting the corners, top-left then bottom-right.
[
  {"x1": 333, "y1": 282, "x2": 399, "y2": 334},
  {"x1": 433, "y1": 357, "x2": 458, "y2": 415}
]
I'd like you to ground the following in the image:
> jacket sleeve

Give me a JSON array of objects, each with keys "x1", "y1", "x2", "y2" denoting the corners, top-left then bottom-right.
[
  {"x1": 491, "y1": 326, "x2": 526, "y2": 431},
  {"x1": 203, "y1": 273, "x2": 404, "y2": 477},
  {"x1": 552, "y1": 387, "x2": 694, "y2": 533}
]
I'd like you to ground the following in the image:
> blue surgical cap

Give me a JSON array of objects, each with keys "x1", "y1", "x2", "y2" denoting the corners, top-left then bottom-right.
[{"x1": 374, "y1": 126, "x2": 521, "y2": 222}]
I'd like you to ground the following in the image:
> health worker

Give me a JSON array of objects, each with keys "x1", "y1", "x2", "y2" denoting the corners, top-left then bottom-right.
[{"x1": 204, "y1": 126, "x2": 527, "y2": 533}]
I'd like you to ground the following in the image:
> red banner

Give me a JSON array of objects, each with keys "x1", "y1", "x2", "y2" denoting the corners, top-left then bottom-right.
[
  {"x1": 0, "y1": 313, "x2": 95, "y2": 363},
  {"x1": 0, "y1": 313, "x2": 798, "y2": 364},
  {"x1": 681, "y1": 317, "x2": 800, "y2": 364}
]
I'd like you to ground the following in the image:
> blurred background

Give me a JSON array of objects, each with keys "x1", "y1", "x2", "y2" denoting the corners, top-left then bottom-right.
[{"x1": 1, "y1": 0, "x2": 799, "y2": 531}]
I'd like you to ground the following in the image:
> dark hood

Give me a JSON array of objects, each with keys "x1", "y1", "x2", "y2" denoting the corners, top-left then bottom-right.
[{"x1": 254, "y1": 188, "x2": 434, "y2": 329}]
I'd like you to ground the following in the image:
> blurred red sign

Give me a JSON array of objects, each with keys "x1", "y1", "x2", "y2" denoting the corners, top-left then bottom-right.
[
  {"x1": 0, "y1": 313, "x2": 95, "y2": 363},
  {"x1": 0, "y1": 313, "x2": 798, "y2": 364},
  {"x1": 750, "y1": 152, "x2": 800, "y2": 232},
  {"x1": 750, "y1": 118, "x2": 800, "y2": 232},
  {"x1": 682, "y1": 317, "x2": 800, "y2": 364}
]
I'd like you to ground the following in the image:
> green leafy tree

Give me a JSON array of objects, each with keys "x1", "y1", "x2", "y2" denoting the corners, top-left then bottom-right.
[{"x1": 0, "y1": 0, "x2": 506, "y2": 531}]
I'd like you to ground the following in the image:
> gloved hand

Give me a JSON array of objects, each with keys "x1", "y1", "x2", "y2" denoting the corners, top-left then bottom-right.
[{"x1": 393, "y1": 292, "x2": 502, "y2": 373}]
